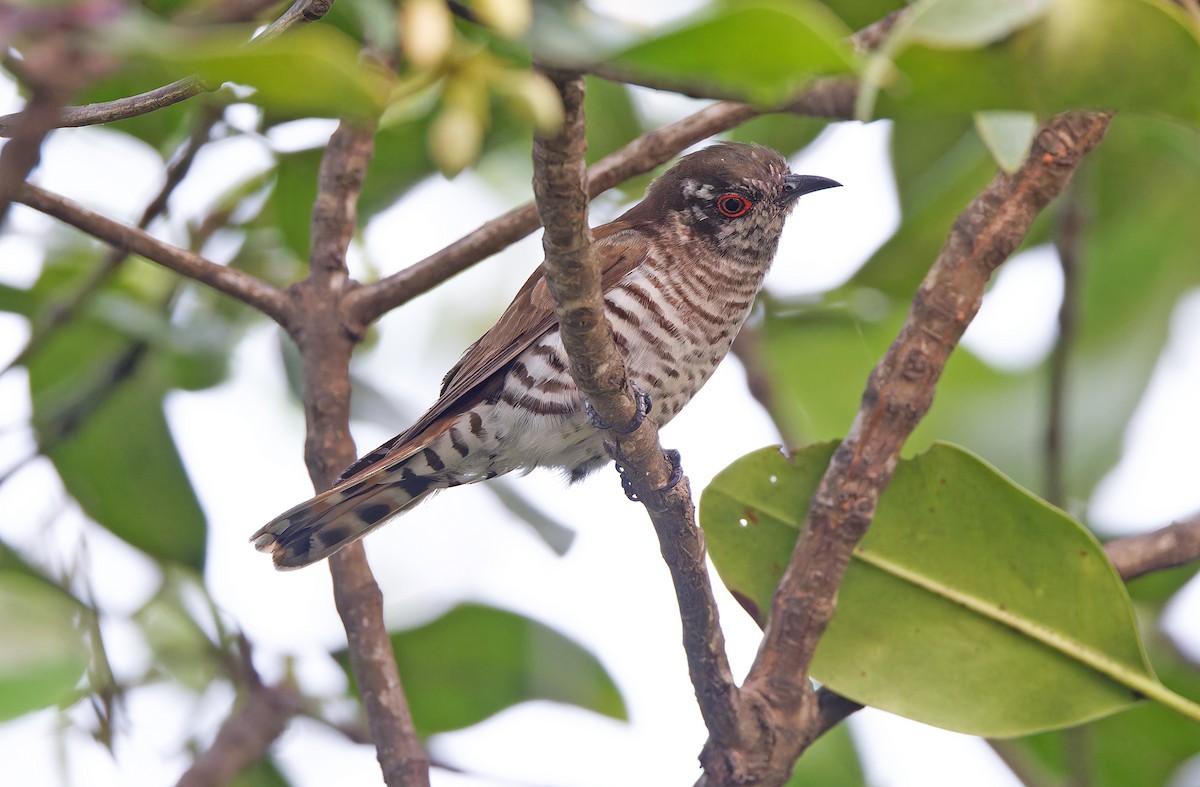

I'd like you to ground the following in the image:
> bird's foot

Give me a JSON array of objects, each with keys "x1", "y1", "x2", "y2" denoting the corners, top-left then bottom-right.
[
  {"x1": 615, "y1": 449, "x2": 683, "y2": 502},
  {"x1": 584, "y1": 383, "x2": 652, "y2": 435}
]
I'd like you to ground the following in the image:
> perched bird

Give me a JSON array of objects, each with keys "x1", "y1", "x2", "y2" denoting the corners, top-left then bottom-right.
[{"x1": 253, "y1": 142, "x2": 840, "y2": 569}]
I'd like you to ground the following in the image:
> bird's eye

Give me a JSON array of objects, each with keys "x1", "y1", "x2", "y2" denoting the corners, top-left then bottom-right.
[{"x1": 716, "y1": 194, "x2": 752, "y2": 218}]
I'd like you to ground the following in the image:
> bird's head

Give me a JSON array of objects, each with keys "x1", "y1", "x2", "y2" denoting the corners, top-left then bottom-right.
[{"x1": 626, "y1": 142, "x2": 841, "y2": 262}]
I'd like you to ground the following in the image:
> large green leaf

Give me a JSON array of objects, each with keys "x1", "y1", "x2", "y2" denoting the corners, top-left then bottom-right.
[
  {"x1": 337, "y1": 603, "x2": 626, "y2": 736},
  {"x1": 869, "y1": 0, "x2": 1200, "y2": 122},
  {"x1": 0, "y1": 573, "x2": 88, "y2": 721},
  {"x1": 700, "y1": 442, "x2": 1200, "y2": 737},
  {"x1": 611, "y1": 1, "x2": 857, "y2": 105}
]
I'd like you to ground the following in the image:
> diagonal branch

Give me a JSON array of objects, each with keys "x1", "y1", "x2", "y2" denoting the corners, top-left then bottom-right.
[
  {"x1": 12, "y1": 182, "x2": 293, "y2": 327},
  {"x1": 531, "y1": 68, "x2": 743, "y2": 753},
  {"x1": 702, "y1": 111, "x2": 1114, "y2": 786}
]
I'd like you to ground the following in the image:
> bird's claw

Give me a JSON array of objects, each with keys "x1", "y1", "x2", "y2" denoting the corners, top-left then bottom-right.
[
  {"x1": 584, "y1": 383, "x2": 652, "y2": 435},
  {"x1": 615, "y1": 449, "x2": 683, "y2": 502}
]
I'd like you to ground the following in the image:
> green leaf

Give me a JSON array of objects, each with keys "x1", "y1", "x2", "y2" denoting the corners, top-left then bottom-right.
[
  {"x1": 582, "y1": 76, "x2": 643, "y2": 165},
  {"x1": 40, "y1": 363, "x2": 208, "y2": 568},
  {"x1": 870, "y1": 0, "x2": 1200, "y2": 122},
  {"x1": 337, "y1": 604, "x2": 626, "y2": 736},
  {"x1": 229, "y1": 758, "x2": 292, "y2": 787},
  {"x1": 786, "y1": 722, "x2": 866, "y2": 786},
  {"x1": 140, "y1": 24, "x2": 391, "y2": 119},
  {"x1": 728, "y1": 114, "x2": 829, "y2": 159},
  {"x1": 0, "y1": 573, "x2": 88, "y2": 721},
  {"x1": 700, "y1": 442, "x2": 1200, "y2": 737},
  {"x1": 900, "y1": 0, "x2": 1049, "y2": 47},
  {"x1": 24, "y1": 253, "x2": 208, "y2": 568},
  {"x1": 134, "y1": 585, "x2": 220, "y2": 692},
  {"x1": 611, "y1": 1, "x2": 857, "y2": 105},
  {"x1": 974, "y1": 111, "x2": 1037, "y2": 174}
]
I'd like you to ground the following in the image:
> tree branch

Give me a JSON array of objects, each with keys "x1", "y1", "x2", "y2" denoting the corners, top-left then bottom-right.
[
  {"x1": 291, "y1": 119, "x2": 430, "y2": 787},
  {"x1": 699, "y1": 112, "x2": 1115, "y2": 786},
  {"x1": 531, "y1": 69, "x2": 743, "y2": 750},
  {"x1": 11, "y1": 182, "x2": 294, "y2": 326},
  {"x1": 1105, "y1": 514, "x2": 1200, "y2": 581},
  {"x1": 174, "y1": 680, "x2": 301, "y2": 787}
]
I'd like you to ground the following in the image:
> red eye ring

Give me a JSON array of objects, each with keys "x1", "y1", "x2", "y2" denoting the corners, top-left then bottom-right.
[{"x1": 716, "y1": 193, "x2": 752, "y2": 218}]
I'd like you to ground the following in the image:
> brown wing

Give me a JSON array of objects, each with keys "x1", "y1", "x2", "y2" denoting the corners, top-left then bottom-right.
[{"x1": 337, "y1": 222, "x2": 650, "y2": 482}]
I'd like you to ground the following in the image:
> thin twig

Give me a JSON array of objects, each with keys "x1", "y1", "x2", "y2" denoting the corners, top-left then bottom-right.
[
  {"x1": 1046, "y1": 190, "x2": 1086, "y2": 505},
  {"x1": 12, "y1": 182, "x2": 293, "y2": 327},
  {"x1": 293, "y1": 119, "x2": 431, "y2": 787},
  {"x1": 700, "y1": 112, "x2": 1115, "y2": 786},
  {"x1": 531, "y1": 68, "x2": 743, "y2": 751},
  {"x1": 1105, "y1": 514, "x2": 1200, "y2": 581},
  {"x1": 1045, "y1": 187, "x2": 1090, "y2": 787},
  {"x1": 0, "y1": 77, "x2": 212, "y2": 140},
  {"x1": 0, "y1": 0, "x2": 334, "y2": 138}
]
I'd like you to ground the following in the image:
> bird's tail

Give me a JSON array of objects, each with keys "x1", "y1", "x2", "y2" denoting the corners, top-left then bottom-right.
[{"x1": 252, "y1": 443, "x2": 462, "y2": 569}]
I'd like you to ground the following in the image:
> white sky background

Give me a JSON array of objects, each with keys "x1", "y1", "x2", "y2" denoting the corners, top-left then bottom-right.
[{"x1": 2, "y1": 1, "x2": 1200, "y2": 785}]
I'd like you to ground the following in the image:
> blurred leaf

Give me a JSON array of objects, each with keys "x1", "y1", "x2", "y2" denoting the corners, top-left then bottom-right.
[
  {"x1": 337, "y1": 603, "x2": 626, "y2": 736},
  {"x1": 39, "y1": 361, "x2": 208, "y2": 567},
  {"x1": 899, "y1": 0, "x2": 1049, "y2": 47},
  {"x1": 258, "y1": 147, "x2": 322, "y2": 261},
  {"x1": 700, "y1": 443, "x2": 1200, "y2": 737},
  {"x1": 817, "y1": 0, "x2": 906, "y2": 31},
  {"x1": 974, "y1": 110, "x2": 1037, "y2": 174},
  {"x1": 611, "y1": 1, "x2": 857, "y2": 105},
  {"x1": 728, "y1": 114, "x2": 829, "y2": 159},
  {"x1": 229, "y1": 758, "x2": 292, "y2": 787},
  {"x1": 852, "y1": 115, "x2": 995, "y2": 295},
  {"x1": 23, "y1": 253, "x2": 208, "y2": 568},
  {"x1": 140, "y1": 24, "x2": 391, "y2": 119},
  {"x1": 870, "y1": 0, "x2": 1200, "y2": 122},
  {"x1": 134, "y1": 586, "x2": 219, "y2": 691},
  {"x1": 360, "y1": 115, "x2": 437, "y2": 217},
  {"x1": 786, "y1": 722, "x2": 866, "y2": 785},
  {"x1": 0, "y1": 573, "x2": 87, "y2": 721},
  {"x1": 1019, "y1": 628, "x2": 1200, "y2": 786},
  {"x1": 525, "y1": 1, "x2": 643, "y2": 65},
  {"x1": 582, "y1": 76, "x2": 642, "y2": 165},
  {"x1": 1125, "y1": 563, "x2": 1198, "y2": 607}
]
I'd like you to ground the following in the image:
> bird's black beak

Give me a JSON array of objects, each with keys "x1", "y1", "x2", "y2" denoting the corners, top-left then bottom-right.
[{"x1": 779, "y1": 174, "x2": 842, "y2": 203}]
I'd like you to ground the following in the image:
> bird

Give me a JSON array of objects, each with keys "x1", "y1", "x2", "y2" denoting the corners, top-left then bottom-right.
[{"x1": 252, "y1": 142, "x2": 840, "y2": 569}]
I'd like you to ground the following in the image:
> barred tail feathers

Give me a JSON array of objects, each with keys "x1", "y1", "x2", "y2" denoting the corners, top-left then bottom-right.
[{"x1": 252, "y1": 448, "x2": 454, "y2": 569}]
